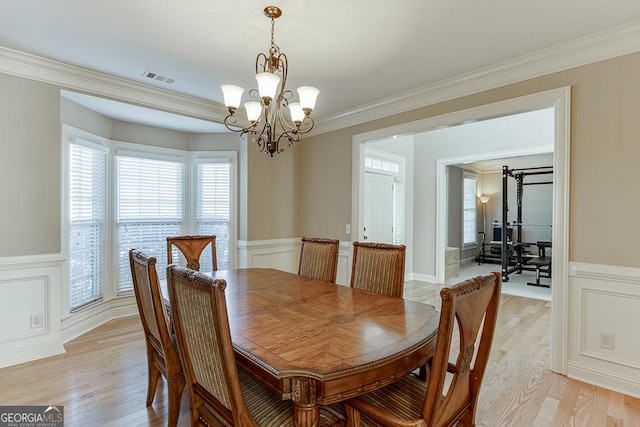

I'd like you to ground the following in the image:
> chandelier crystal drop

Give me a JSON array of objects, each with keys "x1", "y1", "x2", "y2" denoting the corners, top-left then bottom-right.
[{"x1": 221, "y1": 6, "x2": 319, "y2": 157}]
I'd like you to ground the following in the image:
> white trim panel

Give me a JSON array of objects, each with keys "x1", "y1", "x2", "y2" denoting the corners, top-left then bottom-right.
[
  {"x1": 336, "y1": 242, "x2": 352, "y2": 286},
  {"x1": 237, "y1": 238, "x2": 301, "y2": 273},
  {"x1": 237, "y1": 239, "x2": 354, "y2": 286},
  {"x1": 568, "y1": 262, "x2": 640, "y2": 398},
  {"x1": 0, "y1": 254, "x2": 65, "y2": 369}
]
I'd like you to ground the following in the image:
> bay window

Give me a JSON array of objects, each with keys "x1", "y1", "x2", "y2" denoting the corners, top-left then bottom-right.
[{"x1": 64, "y1": 125, "x2": 235, "y2": 312}]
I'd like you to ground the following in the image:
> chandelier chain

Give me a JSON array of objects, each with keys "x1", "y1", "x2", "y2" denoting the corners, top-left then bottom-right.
[{"x1": 269, "y1": 17, "x2": 280, "y2": 64}]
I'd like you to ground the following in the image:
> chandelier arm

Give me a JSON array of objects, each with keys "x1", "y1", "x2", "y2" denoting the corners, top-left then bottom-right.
[
  {"x1": 223, "y1": 114, "x2": 247, "y2": 134},
  {"x1": 298, "y1": 116, "x2": 315, "y2": 134},
  {"x1": 278, "y1": 53, "x2": 288, "y2": 90},
  {"x1": 256, "y1": 52, "x2": 269, "y2": 74},
  {"x1": 277, "y1": 129, "x2": 302, "y2": 148},
  {"x1": 275, "y1": 91, "x2": 298, "y2": 132},
  {"x1": 248, "y1": 88, "x2": 261, "y2": 101},
  {"x1": 245, "y1": 128, "x2": 267, "y2": 153}
]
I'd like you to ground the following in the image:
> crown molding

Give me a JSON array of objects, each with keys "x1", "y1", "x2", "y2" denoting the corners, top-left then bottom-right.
[
  {"x1": 0, "y1": 46, "x2": 229, "y2": 123},
  {"x1": 312, "y1": 20, "x2": 640, "y2": 135},
  {"x1": 2, "y1": 20, "x2": 640, "y2": 135}
]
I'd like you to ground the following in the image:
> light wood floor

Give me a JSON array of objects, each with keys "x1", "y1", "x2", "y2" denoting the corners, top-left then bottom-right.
[{"x1": 1, "y1": 283, "x2": 638, "y2": 426}]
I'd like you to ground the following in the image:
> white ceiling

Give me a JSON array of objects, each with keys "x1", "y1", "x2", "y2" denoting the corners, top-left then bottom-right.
[
  {"x1": 3, "y1": 1, "x2": 640, "y2": 132},
  {"x1": 463, "y1": 153, "x2": 554, "y2": 173}
]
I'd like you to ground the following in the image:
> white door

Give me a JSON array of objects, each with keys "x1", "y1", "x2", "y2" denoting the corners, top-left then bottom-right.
[{"x1": 363, "y1": 172, "x2": 394, "y2": 243}]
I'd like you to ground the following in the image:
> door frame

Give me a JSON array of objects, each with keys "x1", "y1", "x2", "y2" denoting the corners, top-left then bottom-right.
[{"x1": 352, "y1": 86, "x2": 570, "y2": 375}]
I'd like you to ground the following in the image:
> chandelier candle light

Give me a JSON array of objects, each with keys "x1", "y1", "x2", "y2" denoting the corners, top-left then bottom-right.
[{"x1": 221, "y1": 6, "x2": 319, "y2": 157}]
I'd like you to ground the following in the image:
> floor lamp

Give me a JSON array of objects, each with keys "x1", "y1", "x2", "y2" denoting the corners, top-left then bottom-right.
[
  {"x1": 479, "y1": 195, "x2": 490, "y2": 236},
  {"x1": 476, "y1": 195, "x2": 490, "y2": 264}
]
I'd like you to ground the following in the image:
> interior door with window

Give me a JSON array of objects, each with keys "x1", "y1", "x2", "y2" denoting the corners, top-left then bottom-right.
[{"x1": 363, "y1": 172, "x2": 394, "y2": 243}]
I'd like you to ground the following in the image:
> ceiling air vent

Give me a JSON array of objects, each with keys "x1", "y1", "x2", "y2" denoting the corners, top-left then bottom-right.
[{"x1": 143, "y1": 70, "x2": 175, "y2": 84}]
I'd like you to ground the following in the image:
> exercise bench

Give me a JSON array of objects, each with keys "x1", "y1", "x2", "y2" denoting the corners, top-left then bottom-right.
[{"x1": 527, "y1": 241, "x2": 552, "y2": 287}]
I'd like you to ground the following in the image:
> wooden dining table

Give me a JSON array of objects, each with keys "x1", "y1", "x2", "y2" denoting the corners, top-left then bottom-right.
[{"x1": 162, "y1": 268, "x2": 439, "y2": 427}]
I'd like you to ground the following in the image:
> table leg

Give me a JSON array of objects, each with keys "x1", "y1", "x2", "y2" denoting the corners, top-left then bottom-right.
[{"x1": 291, "y1": 377, "x2": 319, "y2": 427}]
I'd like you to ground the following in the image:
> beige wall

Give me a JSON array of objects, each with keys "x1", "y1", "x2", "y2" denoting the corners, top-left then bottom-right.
[
  {"x1": 0, "y1": 80, "x2": 250, "y2": 257},
  {"x1": 246, "y1": 145, "x2": 297, "y2": 240},
  {"x1": 4, "y1": 51, "x2": 640, "y2": 266},
  {"x1": 0, "y1": 74, "x2": 61, "y2": 256},
  {"x1": 297, "y1": 52, "x2": 640, "y2": 269}
]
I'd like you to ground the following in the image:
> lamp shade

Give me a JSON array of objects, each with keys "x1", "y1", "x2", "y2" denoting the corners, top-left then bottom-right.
[
  {"x1": 297, "y1": 86, "x2": 319, "y2": 111},
  {"x1": 221, "y1": 84, "x2": 244, "y2": 109},
  {"x1": 256, "y1": 72, "x2": 281, "y2": 100},
  {"x1": 244, "y1": 102, "x2": 262, "y2": 122},
  {"x1": 288, "y1": 102, "x2": 304, "y2": 123},
  {"x1": 479, "y1": 195, "x2": 490, "y2": 204}
]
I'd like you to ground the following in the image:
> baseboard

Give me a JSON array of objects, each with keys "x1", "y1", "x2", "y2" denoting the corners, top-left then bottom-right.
[
  {"x1": 62, "y1": 295, "x2": 138, "y2": 343},
  {"x1": 568, "y1": 361, "x2": 640, "y2": 399},
  {"x1": 0, "y1": 339, "x2": 65, "y2": 369},
  {"x1": 412, "y1": 273, "x2": 437, "y2": 283}
]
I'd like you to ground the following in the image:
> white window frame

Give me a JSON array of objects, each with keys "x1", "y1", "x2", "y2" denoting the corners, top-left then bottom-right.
[
  {"x1": 462, "y1": 172, "x2": 478, "y2": 248},
  {"x1": 189, "y1": 152, "x2": 237, "y2": 272},
  {"x1": 62, "y1": 125, "x2": 237, "y2": 318},
  {"x1": 62, "y1": 125, "x2": 113, "y2": 315}
]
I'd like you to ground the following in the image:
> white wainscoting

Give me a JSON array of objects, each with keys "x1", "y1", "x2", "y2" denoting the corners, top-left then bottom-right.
[
  {"x1": 336, "y1": 241, "x2": 352, "y2": 286},
  {"x1": 0, "y1": 254, "x2": 65, "y2": 368},
  {"x1": 237, "y1": 238, "x2": 301, "y2": 273},
  {"x1": 568, "y1": 262, "x2": 640, "y2": 398},
  {"x1": 238, "y1": 239, "x2": 354, "y2": 286}
]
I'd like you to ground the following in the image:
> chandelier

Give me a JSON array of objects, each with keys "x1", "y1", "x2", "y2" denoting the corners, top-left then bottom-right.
[{"x1": 221, "y1": 6, "x2": 319, "y2": 157}]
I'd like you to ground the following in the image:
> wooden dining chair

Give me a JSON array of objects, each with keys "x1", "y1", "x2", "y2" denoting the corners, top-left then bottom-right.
[
  {"x1": 298, "y1": 237, "x2": 340, "y2": 283},
  {"x1": 344, "y1": 272, "x2": 502, "y2": 427},
  {"x1": 166, "y1": 235, "x2": 217, "y2": 272},
  {"x1": 129, "y1": 249, "x2": 185, "y2": 427},
  {"x1": 166, "y1": 265, "x2": 346, "y2": 427},
  {"x1": 350, "y1": 242, "x2": 406, "y2": 298}
]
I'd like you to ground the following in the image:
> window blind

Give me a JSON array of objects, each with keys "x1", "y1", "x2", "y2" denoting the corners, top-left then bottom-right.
[
  {"x1": 116, "y1": 155, "x2": 183, "y2": 292},
  {"x1": 69, "y1": 141, "x2": 107, "y2": 310},
  {"x1": 463, "y1": 176, "x2": 477, "y2": 245},
  {"x1": 196, "y1": 161, "x2": 231, "y2": 270},
  {"x1": 393, "y1": 181, "x2": 403, "y2": 245}
]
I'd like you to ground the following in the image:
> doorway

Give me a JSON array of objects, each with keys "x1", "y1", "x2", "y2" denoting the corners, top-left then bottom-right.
[
  {"x1": 364, "y1": 172, "x2": 395, "y2": 243},
  {"x1": 352, "y1": 87, "x2": 570, "y2": 375},
  {"x1": 362, "y1": 148, "x2": 406, "y2": 245}
]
